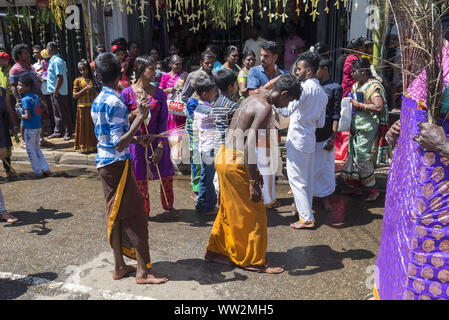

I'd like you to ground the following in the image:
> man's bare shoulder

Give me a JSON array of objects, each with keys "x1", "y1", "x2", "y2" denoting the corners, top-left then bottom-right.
[{"x1": 240, "y1": 94, "x2": 271, "y2": 113}]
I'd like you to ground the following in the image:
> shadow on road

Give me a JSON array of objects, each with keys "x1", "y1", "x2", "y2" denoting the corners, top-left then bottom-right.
[
  {"x1": 149, "y1": 209, "x2": 216, "y2": 227},
  {"x1": 152, "y1": 258, "x2": 249, "y2": 285},
  {"x1": 266, "y1": 245, "x2": 375, "y2": 277},
  {"x1": 3, "y1": 207, "x2": 73, "y2": 235},
  {"x1": 0, "y1": 272, "x2": 58, "y2": 300}
]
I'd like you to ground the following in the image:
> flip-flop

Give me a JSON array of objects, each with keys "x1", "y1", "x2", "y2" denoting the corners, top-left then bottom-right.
[{"x1": 265, "y1": 200, "x2": 282, "y2": 209}]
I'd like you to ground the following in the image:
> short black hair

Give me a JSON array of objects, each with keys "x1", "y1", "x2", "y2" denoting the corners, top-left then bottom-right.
[
  {"x1": 47, "y1": 41, "x2": 59, "y2": 52},
  {"x1": 192, "y1": 71, "x2": 215, "y2": 96},
  {"x1": 18, "y1": 75, "x2": 34, "y2": 90},
  {"x1": 214, "y1": 69, "x2": 237, "y2": 92},
  {"x1": 272, "y1": 74, "x2": 302, "y2": 100},
  {"x1": 32, "y1": 44, "x2": 43, "y2": 51},
  {"x1": 318, "y1": 55, "x2": 333, "y2": 71},
  {"x1": 260, "y1": 40, "x2": 279, "y2": 56},
  {"x1": 200, "y1": 50, "x2": 216, "y2": 62},
  {"x1": 297, "y1": 51, "x2": 321, "y2": 74},
  {"x1": 12, "y1": 44, "x2": 29, "y2": 61},
  {"x1": 94, "y1": 52, "x2": 122, "y2": 84}
]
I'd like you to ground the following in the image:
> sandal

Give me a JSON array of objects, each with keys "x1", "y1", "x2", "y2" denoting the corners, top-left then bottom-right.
[
  {"x1": 265, "y1": 200, "x2": 282, "y2": 209},
  {"x1": 0, "y1": 211, "x2": 19, "y2": 224},
  {"x1": 365, "y1": 191, "x2": 380, "y2": 202}
]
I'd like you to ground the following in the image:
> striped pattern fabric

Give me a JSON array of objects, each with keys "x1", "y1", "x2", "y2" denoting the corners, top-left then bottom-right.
[
  {"x1": 212, "y1": 94, "x2": 238, "y2": 153},
  {"x1": 91, "y1": 86, "x2": 131, "y2": 168}
]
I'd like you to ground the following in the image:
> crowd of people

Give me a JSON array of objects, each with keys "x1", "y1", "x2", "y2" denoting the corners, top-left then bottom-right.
[{"x1": 0, "y1": 30, "x2": 393, "y2": 283}]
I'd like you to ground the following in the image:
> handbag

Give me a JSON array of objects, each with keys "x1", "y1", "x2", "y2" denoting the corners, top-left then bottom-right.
[
  {"x1": 167, "y1": 91, "x2": 187, "y2": 116},
  {"x1": 338, "y1": 97, "x2": 352, "y2": 132}
]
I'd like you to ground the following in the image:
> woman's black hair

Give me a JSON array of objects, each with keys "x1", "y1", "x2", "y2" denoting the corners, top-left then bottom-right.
[
  {"x1": 78, "y1": 60, "x2": 94, "y2": 80},
  {"x1": 94, "y1": 52, "x2": 122, "y2": 85},
  {"x1": 336, "y1": 36, "x2": 366, "y2": 71},
  {"x1": 12, "y1": 43, "x2": 29, "y2": 61},
  {"x1": 242, "y1": 49, "x2": 256, "y2": 60},
  {"x1": 111, "y1": 37, "x2": 128, "y2": 50},
  {"x1": 224, "y1": 45, "x2": 238, "y2": 60},
  {"x1": 312, "y1": 42, "x2": 329, "y2": 55},
  {"x1": 169, "y1": 54, "x2": 182, "y2": 65},
  {"x1": 18, "y1": 75, "x2": 34, "y2": 90},
  {"x1": 134, "y1": 55, "x2": 156, "y2": 81},
  {"x1": 128, "y1": 41, "x2": 139, "y2": 50},
  {"x1": 214, "y1": 69, "x2": 237, "y2": 92},
  {"x1": 351, "y1": 58, "x2": 374, "y2": 78}
]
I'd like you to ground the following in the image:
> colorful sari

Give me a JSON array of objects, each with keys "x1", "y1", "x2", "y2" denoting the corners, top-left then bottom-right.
[
  {"x1": 121, "y1": 86, "x2": 175, "y2": 216},
  {"x1": 342, "y1": 79, "x2": 387, "y2": 188},
  {"x1": 160, "y1": 71, "x2": 188, "y2": 160}
]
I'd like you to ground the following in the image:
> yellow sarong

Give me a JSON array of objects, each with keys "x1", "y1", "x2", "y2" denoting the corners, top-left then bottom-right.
[{"x1": 206, "y1": 145, "x2": 267, "y2": 267}]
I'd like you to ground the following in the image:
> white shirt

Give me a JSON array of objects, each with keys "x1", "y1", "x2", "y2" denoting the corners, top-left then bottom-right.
[
  {"x1": 274, "y1": 78, "x2": 328, "y2": 153},
  {"x1": 243, "y1": 37, "x2": 266, "y2": 65}
]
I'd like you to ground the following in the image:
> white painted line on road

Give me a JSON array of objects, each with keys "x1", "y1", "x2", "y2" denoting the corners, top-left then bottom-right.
[{"x1": 0, "y1": 272, "x2": 156, "y2": 300}]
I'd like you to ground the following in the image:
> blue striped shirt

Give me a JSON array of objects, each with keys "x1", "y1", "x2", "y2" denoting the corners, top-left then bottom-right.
[{"x1": 91, "y1": 86, "x2": 131, "y2": 168}]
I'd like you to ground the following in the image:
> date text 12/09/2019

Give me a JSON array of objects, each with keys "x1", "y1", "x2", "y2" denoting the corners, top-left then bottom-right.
[{"x1": 174, "y1": 304, "x2": 274, "y2": 317}]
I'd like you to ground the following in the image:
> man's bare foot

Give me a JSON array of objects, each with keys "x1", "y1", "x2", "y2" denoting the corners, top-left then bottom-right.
[
  {"x1": 136, "y1": 270, "x2": 169, "y2": 284},
  {"x1": 288, "y1": 189, "x2": 293, "y2": 196},
  {"x1": 0, "y1": 211, "x2": 19, "y2": 224},
  {"x1": 205, "y1": 207, "x2": 219, "y2": 216},
  {"x1": 290, "y1": 221, "x2": 315, "y2": 229},
  {"x1": 241, "y1": 264, "x2": 284, "y2": 274},
  {"x1": 112, "y1": 264, "x2": 137, "y2": 280},
  {"x1": 191, "y1": 192, "x2": 198, "y2": 202}
]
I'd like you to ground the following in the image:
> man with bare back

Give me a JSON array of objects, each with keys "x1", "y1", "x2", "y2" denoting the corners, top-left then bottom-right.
[{"x1": 205, "y1": 74, "x2": 302, "y2": 274}]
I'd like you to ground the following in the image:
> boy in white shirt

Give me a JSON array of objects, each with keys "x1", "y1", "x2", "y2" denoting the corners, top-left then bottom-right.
[{"x1": 274, "y1": 51, "x2": 328, "y2": 229}]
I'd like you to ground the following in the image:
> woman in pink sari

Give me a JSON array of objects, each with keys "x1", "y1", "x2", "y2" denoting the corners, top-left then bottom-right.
[{"x1": 159, "y1": 55, "x2": 188, "y2": 160}]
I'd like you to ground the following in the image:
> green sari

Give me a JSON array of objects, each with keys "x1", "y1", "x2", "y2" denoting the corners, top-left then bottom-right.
[{"x1": 342, "y1": 79, "x2": 387, "y2": 187}]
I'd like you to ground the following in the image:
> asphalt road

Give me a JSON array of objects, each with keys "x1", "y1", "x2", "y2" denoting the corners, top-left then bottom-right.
[{"x1": 0, "y1": 163, "x2": 387, "y2": 300}]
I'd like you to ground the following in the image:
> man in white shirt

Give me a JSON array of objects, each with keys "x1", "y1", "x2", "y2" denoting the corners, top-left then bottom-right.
[
  {"x1": 243, "y1": 25, "x2": 266, "y2": 65},
  {"x1": 274, "y1": 51, "x2": 328, "y2": 229}
]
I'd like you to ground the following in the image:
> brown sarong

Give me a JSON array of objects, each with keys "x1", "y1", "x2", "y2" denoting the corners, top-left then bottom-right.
[{"x1": 98, "y1": 159, "x2": 152, "y2": 269}]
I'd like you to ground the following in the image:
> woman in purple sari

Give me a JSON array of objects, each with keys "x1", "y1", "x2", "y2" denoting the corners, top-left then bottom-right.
[{"x1": 121, "y1": 56, "x2": 179, "y2": 217}]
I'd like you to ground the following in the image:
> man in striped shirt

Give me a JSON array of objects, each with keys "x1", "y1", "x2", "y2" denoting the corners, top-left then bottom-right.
[{"x1": 91, "y1": 52, "x2": 168, "y2": 285}]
